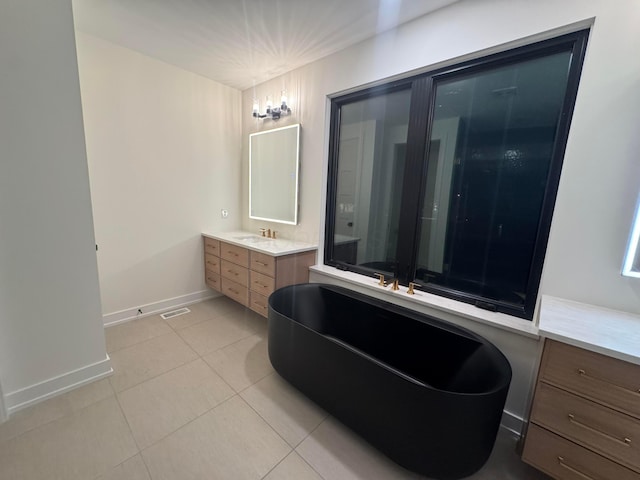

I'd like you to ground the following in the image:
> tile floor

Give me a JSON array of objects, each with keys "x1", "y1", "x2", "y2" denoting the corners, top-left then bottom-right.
[{"x1": 0, "y1": 296, "x2": 550, "y2": 480}]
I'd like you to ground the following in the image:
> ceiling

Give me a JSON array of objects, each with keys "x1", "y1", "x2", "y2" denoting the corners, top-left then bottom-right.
[{"x1": 72, "y1": 0, "x2": 458, "y2": 91}]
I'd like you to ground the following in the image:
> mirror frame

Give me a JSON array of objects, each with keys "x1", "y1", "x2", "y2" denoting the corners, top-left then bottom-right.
[{"x1": 249, "y1": 124, "x2": 300, "y2": 225}]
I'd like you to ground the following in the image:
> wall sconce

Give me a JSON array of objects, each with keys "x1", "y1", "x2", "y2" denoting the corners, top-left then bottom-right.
[{"x1": 253, "y1": 91, "x2": 291, "y2": 120}]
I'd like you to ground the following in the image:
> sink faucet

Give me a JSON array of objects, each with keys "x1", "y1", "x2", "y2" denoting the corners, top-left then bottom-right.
[{"x1": 259, "y1": 228, "x2": 274, "y2": 239}]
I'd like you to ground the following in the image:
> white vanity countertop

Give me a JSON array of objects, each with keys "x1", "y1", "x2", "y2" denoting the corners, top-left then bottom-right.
[
  {"x1": 202, "y1": 231, "x2": 317, "y2": 257},
  {"x1": 310, "y1": 264, "x2": 540, "y2": 338},
  {"x1": 539, "y1": 295, "x2": 640, "y2": 365}
]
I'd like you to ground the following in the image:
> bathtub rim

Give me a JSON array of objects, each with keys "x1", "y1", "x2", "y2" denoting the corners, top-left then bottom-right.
[{"x1": 268, "y1": 282, "x2": 513, "y2": 397}]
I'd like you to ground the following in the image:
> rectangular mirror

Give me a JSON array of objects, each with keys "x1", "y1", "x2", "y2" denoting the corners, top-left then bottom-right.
[
  {"x1": 250, "y1": 124, "x2": 300, "y2": 225},
  {"x1": 622, "y1": 194, "x2": 640, "y2": 277}
]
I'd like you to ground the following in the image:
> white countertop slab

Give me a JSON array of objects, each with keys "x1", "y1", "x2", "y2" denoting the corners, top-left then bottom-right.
[
  {"x1": 539, "y1": 295, "x2": 640, "y2": 365},
  {"x1": 310, "y1": 264, "x2": 540, "y2": 339},
  {"x1": 202, "y1": 231, "x2": 317, "y2": 257}
]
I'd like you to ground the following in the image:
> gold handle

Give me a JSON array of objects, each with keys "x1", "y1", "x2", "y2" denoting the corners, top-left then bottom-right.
[
  {"x1": 272, "y1": 231, "x2": 277, "y2": 239},
  {"x1": 407, "y1": 282, "x2": 419, "y2": 295},
  {"x1": 577, "y1": 368, "x2": 640, "y2": 394},
  {"x1": 374, "y1": 273, "x2": 386, "y2": 286},
  {"x1": 259, "y1": 228, "x2": 266, "y2": 237},
  {"x1": 557, "y1": 457, "x2": 596, "y2": 480},
  {"x1": 567, "y1": 414, "x2": 632, "y2": 446},
  {"x1": 390, "y1": 279, "x2": 399, "y2": 291}
]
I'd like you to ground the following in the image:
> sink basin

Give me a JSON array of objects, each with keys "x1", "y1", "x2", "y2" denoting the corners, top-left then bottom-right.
[{"x1": 233, "y1": 235, "x2": 270, "y2": 243}]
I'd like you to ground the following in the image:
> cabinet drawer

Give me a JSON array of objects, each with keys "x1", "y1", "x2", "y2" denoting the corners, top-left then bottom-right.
[
  {"x1": 531, "y1": 382, "x2": 640, "y2": 471},
  {"x1": 250, "y1": 271, "x2": 275, "y2": 296},
  {"x1": 204, "y1": 237, "x2": 220, "y2": 256},
  {"x1": 250, "y1": 251, "x2": 275, "y2": 277},
  {"x1": 205, "y1": 271, "x2": 221, "y2": 292},
  {"x1": 221, "y1": 278, "x2": 248, "y2": 306},
  {"x1": 249, "y1": 292, "x2": 269, "y2": 318},
  {"x1": 523, "y1": 424, "x2": 640, "y2": 480},
  {"x1": 221, "y1": 259, "x2": 248, "y2": 287},
  {"x1": 204, "y1": 253, "x2": 220, "y2": 274},
  {"x1": 541, "y1": 340, "x2": 640, "y2": 419},
  {"x1": 220, "y1": 242, "x2": 249, "y2": 267}
]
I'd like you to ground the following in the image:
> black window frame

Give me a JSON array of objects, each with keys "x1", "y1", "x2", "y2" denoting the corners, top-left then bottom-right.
[{"x1": 324, "y1": 30, "x2": 589, "y2": 320}]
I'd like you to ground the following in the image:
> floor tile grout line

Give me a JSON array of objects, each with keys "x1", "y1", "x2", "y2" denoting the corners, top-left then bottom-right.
[
  {"x1": 112, "y1": 314, "x2": 261, "y2": 397},
  {"x1": 107, "y1": 329, "x2": 190, "y2": 357},
  {"x1": 110, "y1": 330, "x2": 201, "y2": 394},
  {"x1": 165, "y1": 309, "x2": 235, "y2": 333},
  {"x1": 105, "y1": 316, "x2": 174, "y2": 354},
  {"x1": 295, "y1": 450, "x2": 329, "y2": 480},
  {"x1": 0, "y1": 380, "x2": 117, "y2": 446},
  {"x1": 136, "y1": 391, "x2": 241, "y2": 454},
  {"x1": 235, "y1": 394, "x2": 296, "y2": 453},
  {"x1": 182, "y1": 325, "x2": 265, "y2": 359},
  {"x1": 112, "y1": 387, "x2": 144, "y2": 453}
]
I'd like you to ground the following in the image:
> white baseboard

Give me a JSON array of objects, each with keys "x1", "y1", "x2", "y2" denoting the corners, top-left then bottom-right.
[
  {"x1": 103, "y1": 290, "x2": 218, "y2": 327},
  {"x1": 5, "y1": 355, "x2": 113, "y2": 416},
  {"x1": 501, "y1": 409, "x2": 525, "y2": 436}
]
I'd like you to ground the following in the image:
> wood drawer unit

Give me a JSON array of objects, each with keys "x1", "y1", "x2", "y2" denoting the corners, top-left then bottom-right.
[
  {"x1": 203, "y1": 234, "x2": 316, "y2": 318},
  {"x1": 204, "y1": 253, "x2": 220, "y2": 274},
  {"x1": 204, "y1": 237, "x2": 220, "y2": 256},
  {"x1": 524, "y1": 424, "x2": 639, "y2": 480},
  {"x1": 523, "y1": 339, "x2": 640, "y2": 479},
  {"x1": 250, "y1": 270, "x2": 275, "y2": 297},
  {"x1": 220, "y1": 242, "x2": 249, "y2": 267},
  {"x1": 541, "y1": 340, "x2": 640, "y2": 419},
  {"x1": 221, "y1": 259, "x2": 249, "y2": 287},
  {"x1": 249, "y1": 292, "x2": 269, "y2": 317},
  {"x1": 221, "y1": 278, "x2": 248, "y2": 306},
  {"x1": 250, "y1": 251, "x2": 275, "y2": 277},
  {"x1": 205, "y1": 271, "x2": 221, "y2": 292}
]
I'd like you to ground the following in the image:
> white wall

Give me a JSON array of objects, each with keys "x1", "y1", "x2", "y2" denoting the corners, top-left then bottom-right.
[
  {"x1": 76, "y1": 33, "x2": 242, "y2": 321},
  {"x1": 242, "y1": 0, "x2": 640, "y2": 425},
  {"x1": 243, "y1": 0, "x2": 640, "y2": 315},
  {"x1": 0, "y1": 0, "x2": 110, "y2": 414}
]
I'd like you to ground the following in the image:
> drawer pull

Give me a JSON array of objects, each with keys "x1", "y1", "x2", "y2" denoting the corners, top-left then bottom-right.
[
  {"x1": 254, "y1": 261, "x2": 268, "y2": 266},
  {"x1": 228, "y1": 288, "x2": 239, "y2": 295},
  {"x1": 227, "y1": 251, "x2": 238, "y2": 256},
  {"x1": 254, "y1": 281, "x2": 267, "y2": 287},
  {"x1": 206, "y1": 261, "x2": 217, "y2": 266},
  {"x1": 206, "y1": 277, "x2": 217, "y2": 282},
  {"x1": 577, "y1": 368, "x2": 640, "y2": 394},
  {"x1": 227, "y1": 269, "x2": 238, "y2": 276},
  {"x1": 557, "y1": 457, "x2": 596, "y2": 480},
  {"x1": 567, "y1": 413, "x2": 632, "y2": 446}
]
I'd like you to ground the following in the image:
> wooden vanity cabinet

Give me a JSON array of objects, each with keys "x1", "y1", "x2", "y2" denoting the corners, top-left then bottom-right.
[
  {"x1": 522, "y1": 339, "x2": 640, "y2": 479},
  {"x1": 203, "y1": 236, "x2": 316, "y2": 317}
]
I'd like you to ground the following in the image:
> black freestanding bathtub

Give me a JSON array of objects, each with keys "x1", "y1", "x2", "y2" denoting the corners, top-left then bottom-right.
[{"x1": 268, "y1": 283, "x2": 512, "y2": 480}]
